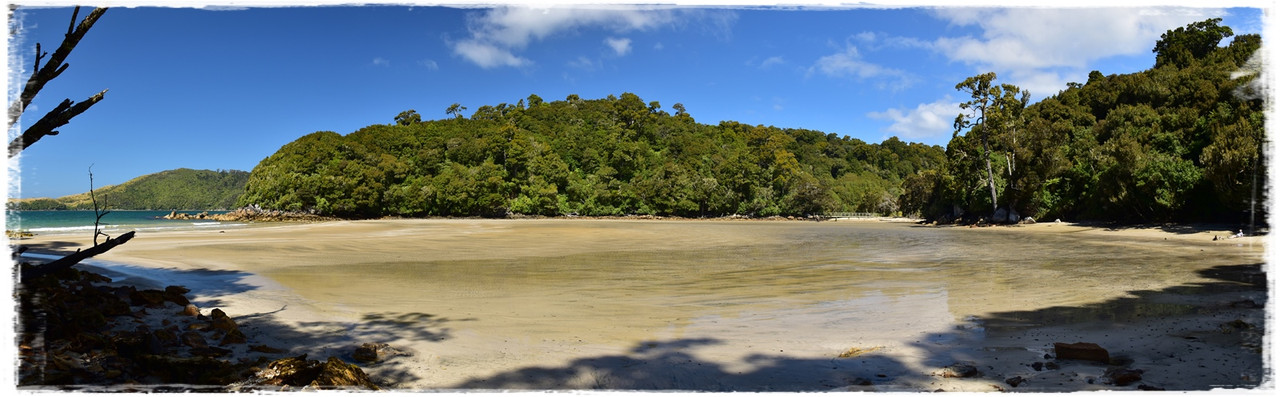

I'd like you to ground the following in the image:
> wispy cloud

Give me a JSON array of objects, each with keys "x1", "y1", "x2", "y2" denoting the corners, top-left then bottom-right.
[
  {"x1": 419, "y1": 59, "x2": 439, "y2": 70},
  {"x1": 809, "y1": 44, "x2": 913, "y2": 90},
  {"x1": 605, "y1": 37, "x2": 632, "y2": 56},
  {"x1": 372, "y1": 57, "x2": 390, "y2": 66},
  {"x1": 759, "y1": 55, "x2": 785, "y2": 69},
  {"x1": 867, "y1": 97, "x2": 960, "y2": 144},
  {"x1": 451, "y1": 6, "x2": 735, "y2": 69},
  {"x1": 567, "y1": 55, "x2": 600, "y2": 71}
]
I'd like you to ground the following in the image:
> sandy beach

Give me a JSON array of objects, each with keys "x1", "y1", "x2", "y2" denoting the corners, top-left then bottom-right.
[{"x1": 11, "y1": 218, "x2": 1272, "y2": 392}]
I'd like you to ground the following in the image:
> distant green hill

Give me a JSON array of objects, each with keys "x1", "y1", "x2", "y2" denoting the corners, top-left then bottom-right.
[{"x1": 9, "y1": 168, "x2": 250, "y2": 210}]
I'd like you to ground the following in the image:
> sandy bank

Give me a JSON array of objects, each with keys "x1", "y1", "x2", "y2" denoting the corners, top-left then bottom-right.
[{"x1": 9, "y1": 219, "x2": 1272, "y2": 391}]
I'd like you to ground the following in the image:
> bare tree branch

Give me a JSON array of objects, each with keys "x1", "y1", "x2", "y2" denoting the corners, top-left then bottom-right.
[
  {"x1": 89, "y1": 165, "x2": 111, "y2": 245},
  {"x1": 8, "y1": 89, "x2": 107, "y2": 157},
  {"x1": 8, "y1": 6, "x2": 108, "y2": 128}
]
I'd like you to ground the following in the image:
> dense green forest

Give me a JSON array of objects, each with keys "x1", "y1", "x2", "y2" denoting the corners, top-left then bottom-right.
[
  {"x1": 10, "y1": 168, "x2": 250, "y2": 210},
  {"x1": 237, "y1": 96, "x2": 945, "y2": 218},
  {"x1": 901, "y1": 18, "x2": 1265, "y2": 224},
  {"x1": 239, "y1": 18, "x2": 1263, "y2": 225}
]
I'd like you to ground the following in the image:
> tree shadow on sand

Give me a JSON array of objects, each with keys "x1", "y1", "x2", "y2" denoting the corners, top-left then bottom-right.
[{"x1": 442, "y1": 263, "x2": 1267, "y2": 392}]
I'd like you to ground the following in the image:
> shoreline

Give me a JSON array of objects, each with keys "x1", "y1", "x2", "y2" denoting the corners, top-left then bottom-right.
[{"x1": 9, "y1": 218, "x2": 1272, "y2": 391}]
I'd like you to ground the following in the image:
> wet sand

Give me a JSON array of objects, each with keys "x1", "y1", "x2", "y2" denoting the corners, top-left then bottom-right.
[{"x1": 12, "y1": 219, "x2": 1271, "y2": 391}]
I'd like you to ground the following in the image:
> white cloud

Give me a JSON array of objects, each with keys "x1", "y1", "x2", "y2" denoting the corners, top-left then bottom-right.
[
  {"x1": 867, "y1": 97, "x2": 961, "y2": 144},
  {"x1": 810, "y1": 44, "x2": 913, "y2": 90},
  {"x1": 605, "y1": 37, "x2": 632, "y2": 56},
  {"x1": 928, "y1": 7, "x2": 1225, "y2": 96},
  {"x1": 452, "y1": 6, "x2": 681, "y2": 68},
  {"x1": 372, "y1": 57, "x2": 390, "y2": 66},
  {"x1": 759, "y1": 55, "x2": 785, "y2": 69},
  {"x1": 454, "y1": 40, "x2": 531, "y2": 69},
  {"x1": 419, "y1": 59, "x2": 439, "y2": 70}
]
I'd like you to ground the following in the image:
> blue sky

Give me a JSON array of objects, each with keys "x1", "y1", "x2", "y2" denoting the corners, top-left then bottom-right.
[{"x1": 5, "y1": 2, "x2": 1268, "y2": 198}]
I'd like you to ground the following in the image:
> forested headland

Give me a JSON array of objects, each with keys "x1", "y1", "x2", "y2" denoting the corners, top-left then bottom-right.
[
  {"x1": 901, "y1": 18, "x2": 1264, "y2": 225},
  {"x1": 9, "y1": 168, "x2": 250, "y2": 210},
  {"x1": 237, "y1": 95, "x2": 944, "y2": 218},
  {"x1": 233, "y1": 19, "x2": 1261, "y2": 226}
]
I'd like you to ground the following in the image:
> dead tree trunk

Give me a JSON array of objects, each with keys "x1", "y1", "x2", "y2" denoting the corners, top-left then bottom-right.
[{"x1": 9, "y1": 7, "x2": 128, "y2": 283}]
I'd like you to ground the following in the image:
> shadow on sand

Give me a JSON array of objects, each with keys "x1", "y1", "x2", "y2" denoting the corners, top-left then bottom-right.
[
  {"x1": 442, "y1": 263, "x2": 1267, "y2": 392},
  {"x1": 12, "y1": 244, "x2": 461, "y2": 388}
]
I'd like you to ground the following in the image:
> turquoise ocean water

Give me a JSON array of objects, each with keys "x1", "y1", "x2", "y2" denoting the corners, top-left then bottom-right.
[{"x1": 5, "y1": 210, "x2": 242, "y2": 236}]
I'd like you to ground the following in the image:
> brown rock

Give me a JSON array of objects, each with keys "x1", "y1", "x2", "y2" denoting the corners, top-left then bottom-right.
[
  {"x1": 1053, "y1": 342, "x2": 1110, "y2": 363},
  {"x1": 352, "y1": 343, "x2": 389, "y2": 363},
  {"x1": 1105, "y1": 368, "x2": 1144, "y2": 386},
  {"x1": 311, "y1": 357, "x2": 380, "y2": 390},
  {"x1": 941, "y1": 363, "x2": 979, "y2": 378},
  {"x1": 1005, "y1": 376, "x2": 1026, "y2": 387},
  {"x1": 179, "y1": 304, "x2": 200, "y2": 317}
]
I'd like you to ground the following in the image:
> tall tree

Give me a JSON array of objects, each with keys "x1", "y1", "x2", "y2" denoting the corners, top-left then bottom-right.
[
  {"x1": 394, "y1": 109, "x2": 420, "y2": 125},
  {"x1": 953, "y1": 72, "x2": 1002, "y2": 215},
  {"x1": 1153, "y1": 18, "x2": 1233, "y2": 69},
  {"x1": 445, "y1": 103, "x2": 466, "y2": 119}
]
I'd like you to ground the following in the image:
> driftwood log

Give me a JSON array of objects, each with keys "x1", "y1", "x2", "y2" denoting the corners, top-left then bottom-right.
[{"x1": 19, "y1": 231, "x2": 134, "y2": 283}]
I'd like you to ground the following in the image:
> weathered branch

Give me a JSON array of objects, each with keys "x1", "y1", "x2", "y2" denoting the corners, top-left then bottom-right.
[
  {"x1": 19, "y1": 231, "x2": 135, "y2": 283},
  {"x1": 8, "y1": 89, "x2": 107, "y2": 157},
  {"x1": 89, "y1": 165, "x2": 111, "y2": 245},
  {"x1": 8, "y1": 6, "x2": 108, "y2": 127}
]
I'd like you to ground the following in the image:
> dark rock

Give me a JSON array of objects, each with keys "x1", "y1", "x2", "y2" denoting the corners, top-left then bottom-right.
[
  {"x1": 210, "y1": 308, "x2": 238, "y2": 332},
  {"x1": 129, "y1": 289, "x2": 167, "y2": 307},
  {"x1": 181, "y1": 331, "x2": 209, "y2": 350},
  {"x1": 1053, "y1": 342, "x2": 1110, "y2": 363},
  {"x1": 851, "y1": 377, "x2": 873, "y2": 386},
  {"x1": 353, "y1": 343, "x2": 385, "y2": 363},
  {"x1": 1031, "y1": 361, "x2": 1044, "y2": 371},
  {"x1": 1005, "y1": 376, "x2": 1026, "y2": 387},
  {"x1": 1105, "y1": 368, "x2": 1144, "y2": 386},
  {"x1": 250, "y1": 345, "x2": 286, "y2": 354},
  {"x1": 221, "y1": 329, "x2": 248, "y2": 345},
  {"x1": 1045, "y1": 362, "x2": 1060, "y2": 370},
  {"x1": 152, "y1": 328, "x2": 179, "y2": 348},
  {"x1": 1137, "y1": 384, "x2": 1165, "y2": 391}
]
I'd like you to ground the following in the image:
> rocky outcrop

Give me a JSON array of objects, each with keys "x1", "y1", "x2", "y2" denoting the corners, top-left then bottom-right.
[
  {"x1": 16, "y1": 265, "x2": 377, "y2": 390},
  {"x1": 235, "y1": 355, "x2": 380, "y2": 391},
  {"x1": 163, "y1": 206, "x2": 332, "y2": 222}
]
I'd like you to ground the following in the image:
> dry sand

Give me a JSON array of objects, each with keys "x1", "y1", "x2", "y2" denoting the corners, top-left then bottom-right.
[{"x1": 10, "y1": 218, "x2": 1273, "y2": 392}]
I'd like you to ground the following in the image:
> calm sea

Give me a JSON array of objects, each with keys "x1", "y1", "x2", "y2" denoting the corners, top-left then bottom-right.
[{"x1": 5, "y1": 210, "x2": 244, "y2": 235}]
